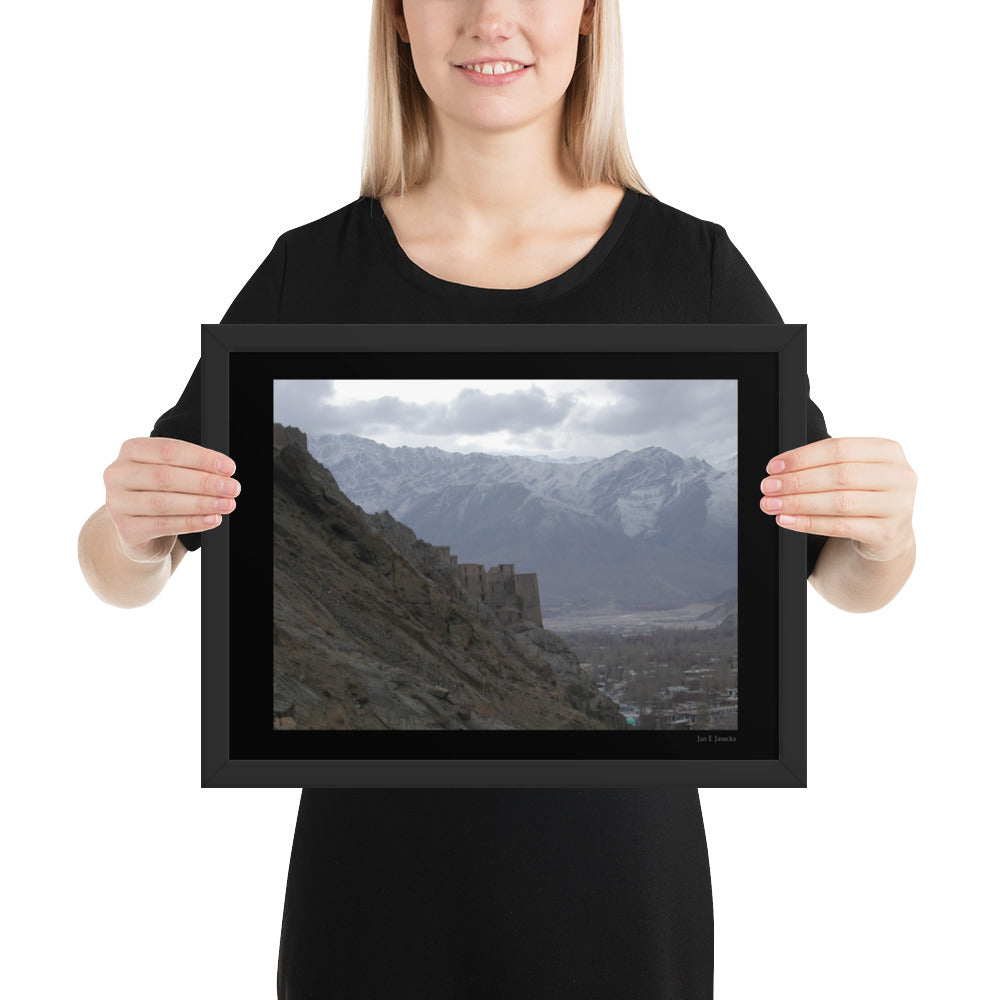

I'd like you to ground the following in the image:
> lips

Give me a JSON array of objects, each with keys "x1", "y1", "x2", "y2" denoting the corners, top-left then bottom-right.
[
  {"x1": 455, "y1": 58, "x2": 531, "y2": 68},
  {"x1": 454, "y1": 63, "x2": 532, "y2": 86}
]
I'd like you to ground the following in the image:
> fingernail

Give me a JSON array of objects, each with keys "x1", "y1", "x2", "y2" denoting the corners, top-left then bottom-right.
[
  {"x1": 215, "y1": 458, "x2": 235, "y2": 475},
  {"x1": 203, "y1": 514, "x2": 221, "y2": 526},
  {"x1": 767, "y1": 459, "x2": 785, "y2": 474},
  {"x1": 762, "y1": 478, "x2": 782, "y2": 493},
  {"x1": 762, "y1": 497, "x2": 782, "y2": 512},
  {"x1": 777, "y1": 514, "x2": 796, "y2": 526}
]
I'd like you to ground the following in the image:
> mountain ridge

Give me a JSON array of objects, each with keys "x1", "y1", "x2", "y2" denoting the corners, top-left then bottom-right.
[{"x1": 309, "y1": 432, "x2": 738, "y2": 613}]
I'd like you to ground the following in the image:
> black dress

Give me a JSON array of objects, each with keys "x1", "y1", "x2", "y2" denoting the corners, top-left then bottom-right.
[{"x1": 152, "y1": 188, "x2": 830, "y2": 999}]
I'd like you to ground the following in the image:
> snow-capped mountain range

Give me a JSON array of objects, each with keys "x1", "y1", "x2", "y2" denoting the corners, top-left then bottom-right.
[{"x1": 309, "y1": 433, "x2": 737, "y2": 613}]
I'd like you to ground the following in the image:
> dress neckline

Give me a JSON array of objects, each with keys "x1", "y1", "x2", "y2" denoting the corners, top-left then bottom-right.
[{"x1": 368, "y1": 188, "x2": 640, "y2": 305}]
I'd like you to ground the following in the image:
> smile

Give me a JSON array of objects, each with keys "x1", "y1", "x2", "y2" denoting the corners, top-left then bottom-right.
[
  {"x1": 459, "y1": 61, "x2": 526, "y2": 75},
  {"x1": 455, "y1": 63, "x2": 531, "y2": 86}
]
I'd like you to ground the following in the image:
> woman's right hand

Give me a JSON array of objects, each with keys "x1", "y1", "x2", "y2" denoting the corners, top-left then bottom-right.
[{"x1": 103, "y1": 437, "x2": 241, "y2": 562}]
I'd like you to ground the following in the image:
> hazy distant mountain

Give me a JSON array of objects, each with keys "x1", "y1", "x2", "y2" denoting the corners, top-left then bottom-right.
[{"x1": 309, "y1": 434, "x2": 737, "y2": 614}]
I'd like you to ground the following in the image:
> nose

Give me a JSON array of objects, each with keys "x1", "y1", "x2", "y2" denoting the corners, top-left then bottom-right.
[{"x1": 464, "y1": 0, "x2": 518, "y2": 43}]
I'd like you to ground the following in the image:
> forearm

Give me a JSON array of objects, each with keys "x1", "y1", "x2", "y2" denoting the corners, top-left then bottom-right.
[
  {"x1": 808, "y1": 534, "x2": 916, "y2": 613},
  {"x1": 78, "y1": 506, "x2": 186, "y2": 609}
]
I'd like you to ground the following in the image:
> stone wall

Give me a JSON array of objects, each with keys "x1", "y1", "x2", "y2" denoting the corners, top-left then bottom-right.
[
  {"x1": 450, "y1": 557, "x2": 543, "y2": 628},
  {"x1": 514, "y1": 573, "x2": 543, "y2": 628},
  {"x1": 430, "y1": 545, "x2": 458, "y2": 569}
]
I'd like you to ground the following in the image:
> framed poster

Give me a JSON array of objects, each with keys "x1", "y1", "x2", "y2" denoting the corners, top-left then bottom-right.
[{"x1": 201, "y1": 323, "x2": 808, "y2": 788}]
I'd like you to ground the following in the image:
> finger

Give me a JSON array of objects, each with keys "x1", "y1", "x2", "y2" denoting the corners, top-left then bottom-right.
[
  {"x1": 761, "y1": 462, "x2": 912, "y2": 497},
  {"x1": 112, "y1": 461, "x2": 241, "y2": 499},
  {"x1": 772, "y1": 512, "x2": 876, "y2": 540},
  {"x1": 114, "y1": 490, "x2": 238, "y2": 518},
  {"x1": 760, "y1": 490, "x2": 893, "y2": 518},
  {"x1": 121, "y1": 437, "x2": 236, "y2": 476},
  {"x1": 767, "y1": 437, "x2": 904, "y2": 475},
  {"x1": 119, "y1": 512, "x2": 231, "y2": 543}
]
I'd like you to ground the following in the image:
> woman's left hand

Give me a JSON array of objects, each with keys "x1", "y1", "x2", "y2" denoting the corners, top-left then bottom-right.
[{"x1": 760, "y1": 437, "x2": 917, "y2": 562}]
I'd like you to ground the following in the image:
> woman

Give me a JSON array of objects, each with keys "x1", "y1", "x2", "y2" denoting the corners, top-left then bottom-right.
[{"x1": 79, "y1": 2, "x2": 917, "y2": 996}]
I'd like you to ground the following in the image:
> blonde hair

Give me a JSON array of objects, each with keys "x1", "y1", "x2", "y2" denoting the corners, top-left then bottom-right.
[{"x1": 360, "y1": 0, "x2": 651, "y2": 199}]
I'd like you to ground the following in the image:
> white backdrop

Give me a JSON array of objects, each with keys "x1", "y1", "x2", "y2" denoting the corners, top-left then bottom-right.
[{"x1": 4, "y1": 2, "x2": 996, "y2": 997}]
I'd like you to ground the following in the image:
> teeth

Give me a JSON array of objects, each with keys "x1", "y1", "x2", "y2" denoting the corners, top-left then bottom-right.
[{"x1": 462, "y1": 62, "x2": 525, "y2": 75}]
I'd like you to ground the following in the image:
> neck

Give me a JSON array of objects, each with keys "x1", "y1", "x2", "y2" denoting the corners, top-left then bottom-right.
[{"x1": 410, "y1": 108, "x2": 585, "y2": 235}]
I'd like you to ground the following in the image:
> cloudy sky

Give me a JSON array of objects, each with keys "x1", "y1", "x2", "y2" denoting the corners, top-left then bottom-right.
[{"x1": 274, "y1": 379, "x2": 737, "y2": 462}]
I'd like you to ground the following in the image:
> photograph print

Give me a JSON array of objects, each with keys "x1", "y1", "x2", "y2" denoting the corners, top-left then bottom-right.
[{"x1": 272, "y1": 378, "x2": 739, "y2": 734}]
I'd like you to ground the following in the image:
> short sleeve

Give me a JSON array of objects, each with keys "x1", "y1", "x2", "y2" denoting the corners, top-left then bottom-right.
[
  {"x1": 708, "y1": 224, "x2": 831, "y2": 576},
  {"x1": 709, "y1": 224, "x2": 782, "y2": 324},
  {"x1": 218, "y1": 233, "x2": 287, "y2": 324},
  {"x1": 148, "y1": 233, "x2": 288, "y2": 551}
]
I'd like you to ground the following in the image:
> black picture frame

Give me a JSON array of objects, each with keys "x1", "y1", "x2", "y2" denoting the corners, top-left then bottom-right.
[{"x1": 201, "y1": 323, "x2": 807, "y2": 788}]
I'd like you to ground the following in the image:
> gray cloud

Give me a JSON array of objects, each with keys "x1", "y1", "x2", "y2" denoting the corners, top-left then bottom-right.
[
  {"x1": 276, "y1": 382, "x2": 574, "y2": 437},
  {"x1": 272, "y1": 380, "x2": 332, "y2": 437},
  {"x1": 446, "y1": 386, "x2": 574, "y2": 433},
  {"x1": 335, "y1": 394, "x2": 443, "y2": 430},
  {"x1": 580, "y1": 380, "x2": 736, "y2": 458},
  {"x1": 583, "y1": 380, "x2": 734, "y2": 434}
]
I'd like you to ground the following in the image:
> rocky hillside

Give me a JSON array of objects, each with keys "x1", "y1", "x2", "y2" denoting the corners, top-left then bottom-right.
[{"x1": 272, "y1": 427, "x2": 628, "y2": 731}]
